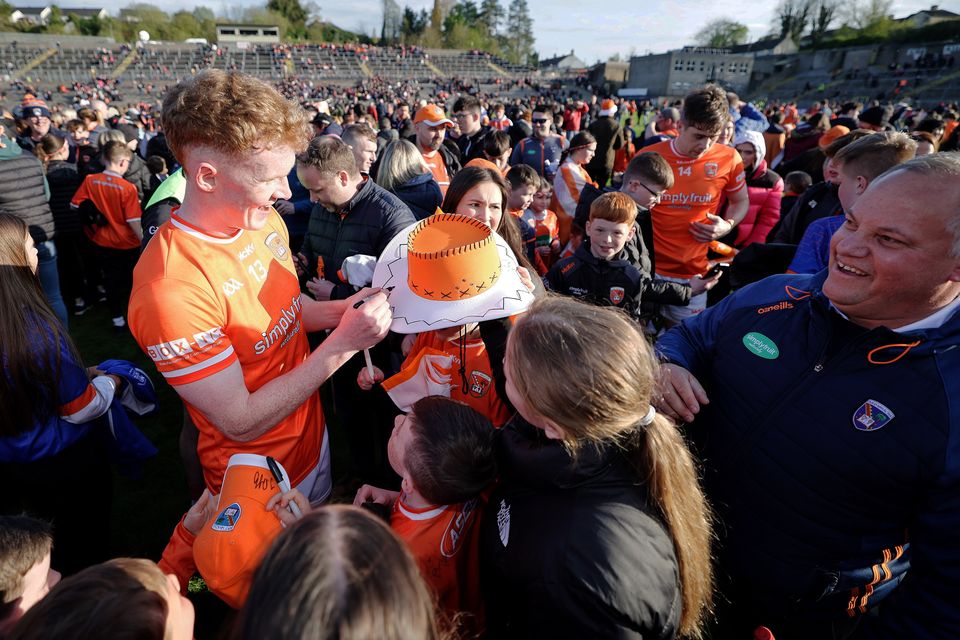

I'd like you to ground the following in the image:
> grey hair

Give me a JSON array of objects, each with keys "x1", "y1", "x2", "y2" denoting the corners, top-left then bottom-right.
[
  {"x1": 879, "y1": 152, "x2": 960, "y2": 257},
  {"x1": 374, "y1": 140, "x2": 425, "y2": 192}
]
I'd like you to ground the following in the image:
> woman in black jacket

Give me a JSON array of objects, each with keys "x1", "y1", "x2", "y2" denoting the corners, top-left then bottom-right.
[
  {"x1": 481, "y1": 296, "x2": 714, "y2": 639},
  {"x1": 374, "y1": 139, "x2": 442, "y2": 221},
  {"x1": 35, "y1": 134, "x2": 96, "y2": 316}
]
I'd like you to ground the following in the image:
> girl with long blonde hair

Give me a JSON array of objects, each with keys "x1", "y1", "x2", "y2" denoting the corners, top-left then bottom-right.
[{"x1": 480, "y1": 295, "x2": 714, "y2": 639}]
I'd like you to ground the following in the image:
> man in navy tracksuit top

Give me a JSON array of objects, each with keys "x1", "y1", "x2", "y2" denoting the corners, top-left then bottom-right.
[{"x1": 657, "y1": 155, "x2": 960, "y2": 639}]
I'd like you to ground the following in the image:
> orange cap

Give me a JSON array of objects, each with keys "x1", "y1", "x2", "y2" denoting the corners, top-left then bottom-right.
[
  {"x1": 414, "y1": 103, "x2": 454, "y2": 128},
  {"x1": 193, "y1": 454, "x2": 286, "y2": 608},
  {"x1": 819, "y1": 125, "x2": 850, "y2": 150},
  {"x1": 465, "y1": 158, "x2": 501, "y2": 172}
]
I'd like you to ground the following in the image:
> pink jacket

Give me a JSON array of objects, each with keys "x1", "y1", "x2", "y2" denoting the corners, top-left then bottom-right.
[{"x1": 734, "y1": 159, "x2": 783, "y2": 248}]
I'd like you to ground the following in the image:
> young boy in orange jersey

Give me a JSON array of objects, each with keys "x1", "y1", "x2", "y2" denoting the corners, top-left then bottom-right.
[
  {"x1": 525, "y1": 177, "x2": 560, "y2": 267},
  {"x1": 354, "y1": 396, "x2": 496, "y2": 635},
  {"x1": 505, "y1": 164, "x2": 541, "y2": 269},
  {"x1": 359, "y1": 320, "x2": 513, "y2": 428},
  {"x1": 645, "y1": 86, "x2": 749, "y2": 325},
  {"x1": 71, "y1": 140, "x2": 142, "y2": 328}
]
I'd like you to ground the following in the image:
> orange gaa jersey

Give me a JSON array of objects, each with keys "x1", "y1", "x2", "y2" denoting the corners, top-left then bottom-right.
[
  {"x1": 392, "y1": 493, "x2": 486, "y2": 631},
  {"x1": 422, "y1": 151, "x2": 451, "y2": 195},
  {"x1": 128, "y1": 211, "x2": 323, "y2": 492},
  {"x1": 647, "y1": 139, "x2": 745, "y2": 278},
  {"x1": 407, "y1": 331, "x2": 512, "y2": 427},
  {"x1": 71, "y1": 170, "x2": 141, "y2": 250}
]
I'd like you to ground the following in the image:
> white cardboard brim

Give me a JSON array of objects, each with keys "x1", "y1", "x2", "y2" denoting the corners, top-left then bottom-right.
[{"x1": 373, "y1": 221, "x2": 535, "y2": 333}]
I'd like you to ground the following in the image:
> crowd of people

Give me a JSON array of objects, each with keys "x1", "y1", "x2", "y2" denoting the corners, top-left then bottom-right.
[{"x1": 1, "y1": 66, "x2": 960, "y2": 640}]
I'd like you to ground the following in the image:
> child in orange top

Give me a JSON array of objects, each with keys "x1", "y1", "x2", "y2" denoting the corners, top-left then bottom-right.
[
  {"x1": 526, "y1": 178, "x2": 561, "y2": 268},
  {"x1": 360, "y1": 322, "x2": 513, "y2": 428},
  {"x1": 70, "y1": 140, "x2": 142, "y2": 327},
  {"x1": 505, "y1": 164, "x2": 543, "y2": 272},
  {"x1": 552, "y1": 131, "x2": 597, "y2": 243},
  {"x1": 354, "y1": 396, "x2": 496, "y2": 636}
]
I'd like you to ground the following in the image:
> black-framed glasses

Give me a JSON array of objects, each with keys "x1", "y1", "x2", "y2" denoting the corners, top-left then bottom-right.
[
  {"x1": 635, "y1": 180, "x2": 665, "y2": 202},
  {"x1": 452, "y1": 112, "x2": 472, "y2": 120}
]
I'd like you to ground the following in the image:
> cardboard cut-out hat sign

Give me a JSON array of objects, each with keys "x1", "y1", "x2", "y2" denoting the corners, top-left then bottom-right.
[{"x1": 373, "y1": 213, "x2": 535, "y2": 333}]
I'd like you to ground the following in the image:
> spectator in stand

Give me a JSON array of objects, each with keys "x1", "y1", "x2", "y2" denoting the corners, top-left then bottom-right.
[
  {"x1": 33, "y1": 134, "x2": 93, "y2": 317},
  {"x1": 9, "y1": 558, "x2": 194, "y2": 640},
  {"x1": 341, "y1": 123, "x2": 378, "y2": 176},
  {"x1": 585, "y1": 99, "x2": 624, "y2": 187},
  {"x1": 730, "y1": 130, "x2": 783, "y2": 248},
  {"x1": 452, "y1": 95, "x2": 490, "y2": 164},
  {"x1": 640, "y1": 107, "x2": 681, "y2": 148},
  {"x1": 410, "y1": 104, "x2": 461, "y2": 196},
  {"x1": 236, "y1": 506, "x2": 439, "y2": 640},
  {"x1": 0, "y1": 118, "x2": 68, "y2": 325},
  {"x1": 374, "y1": 139, "x2": 442, "y2": 221},
  {"x1": 71, "y1": 141, "x2": 142, "y2": 329}
]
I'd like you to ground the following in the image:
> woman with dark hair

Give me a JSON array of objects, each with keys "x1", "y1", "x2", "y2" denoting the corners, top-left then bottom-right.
[
  {"x1": 0, "y1": 213, "x2": 118, "y2": 574},
  {"x1": 235, "y1": 506, "x2": 440, "y2": 640},
  {"x1": 374, "y1": 140, "x2": 442, "y2": 221}
]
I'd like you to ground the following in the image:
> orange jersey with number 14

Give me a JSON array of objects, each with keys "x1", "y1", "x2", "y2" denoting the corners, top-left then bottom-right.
[{"x1": 647, "y1": 139, "x2": 745, "y2": 278}]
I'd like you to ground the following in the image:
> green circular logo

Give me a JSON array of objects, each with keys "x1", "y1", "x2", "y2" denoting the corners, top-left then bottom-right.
[{"x1": 742, "y1": 332, "x2": 780, "y2": 360}]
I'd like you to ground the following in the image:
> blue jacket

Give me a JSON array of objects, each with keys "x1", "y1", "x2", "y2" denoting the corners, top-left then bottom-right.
[
  {"x1": 657, "y1": 271, "x2": 960, "y2": 638},
  {"x1": 390, "y1": 172, "x2": 442, "y2": 221}
]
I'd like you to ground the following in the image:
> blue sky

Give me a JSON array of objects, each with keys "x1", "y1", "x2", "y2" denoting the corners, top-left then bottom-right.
[{"x1": 60, "y1": 0, "x2": 960, "y2": 64}]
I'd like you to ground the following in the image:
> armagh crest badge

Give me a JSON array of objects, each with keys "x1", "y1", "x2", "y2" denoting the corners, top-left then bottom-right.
[
  {"x1": 852, "y1": 399, "x2": 895, "y2": 432},
  {"x1": 704, "y1": 162, "x2": 719, "y2": 177},
  {"x1": 609, "y1": 287, "x2": 625, "y2": 304}
]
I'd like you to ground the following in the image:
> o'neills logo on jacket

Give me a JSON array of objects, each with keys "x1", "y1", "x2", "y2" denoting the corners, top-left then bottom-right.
[
  {"x1": 757, "y1": 301, "x2": 795, "y2": 314},
  {"x1": 254, "y1": 296, "x2": 302, "y2": 355}
]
